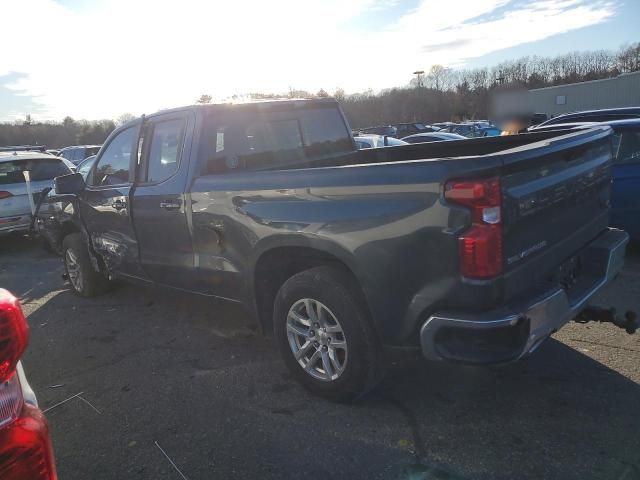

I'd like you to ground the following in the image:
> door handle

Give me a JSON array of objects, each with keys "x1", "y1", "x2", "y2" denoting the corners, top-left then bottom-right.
[
  {"x1": 160, "y1": 201, "x2": 181, "y2": 211},
  {"x1": 111, "y1": 199, "x2": 127, "y2": 211}
]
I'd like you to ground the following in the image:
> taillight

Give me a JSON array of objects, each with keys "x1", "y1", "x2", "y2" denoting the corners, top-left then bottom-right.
[
  {"x1": 0, "y1": 290, "x2": 57, "y2": 480},
  {"x1": 0, "y1": 191, "x2": 13, "y2": 200},
  {"x1": 0, "y1": 289, "x2": 30, "y2": 383},
  {"x1": 445, "y1": 177, "x2": 503, "y2": 279},
  {"x1": 0, "y1": 404, "x2": 57, "y2": 480}
]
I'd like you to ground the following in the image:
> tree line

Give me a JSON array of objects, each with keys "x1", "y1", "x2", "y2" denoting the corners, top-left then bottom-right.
[
  {"x1": 2, "y1": 42, "x2": 638, "y2": 147},
  {"x1": 0, "y1": 114, "x2": 137, "y2": 149},
  {"x1": 339, "y1": 42, "x2": 640, "y2": 127}
]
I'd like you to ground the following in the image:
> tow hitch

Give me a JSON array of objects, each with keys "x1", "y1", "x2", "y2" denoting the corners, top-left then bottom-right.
[{"x1": 575, "y1": 307, "x2": 638, "y2": 334}]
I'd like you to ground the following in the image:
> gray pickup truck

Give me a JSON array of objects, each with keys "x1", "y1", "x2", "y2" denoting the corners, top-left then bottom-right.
[{"x1": 49, "y1": 98, "x2": 630, "y2": 400}]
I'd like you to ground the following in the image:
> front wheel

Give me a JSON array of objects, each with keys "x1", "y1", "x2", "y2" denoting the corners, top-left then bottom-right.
[
  {"x1": 274, "y1": 266, "x2": 382, "y2": 402},
  {"x1": 62, "y1": 233, "x2": 111, "y2": 297}
]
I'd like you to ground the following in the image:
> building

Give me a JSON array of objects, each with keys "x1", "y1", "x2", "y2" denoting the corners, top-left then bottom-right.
[{"x1": 528, "y1": 71, "x2": 640, "y2": 117}]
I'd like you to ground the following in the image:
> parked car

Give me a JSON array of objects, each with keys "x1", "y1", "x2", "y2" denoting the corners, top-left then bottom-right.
[
  {"x1": 36, "y1": 155, "x2": 98, "y2": 253},
  {"x1": 431, "y1": 122, "x2": 455, "y2": 129},
  {"x1": 533, "y1": 107, "x2": 640, "y2": 129},
  {"x1": 391, "y1": 122, "x2": 438, "y2": 137},
  {"x1": 401, "y1": 132, "x2": 467, "y2": 143},
  {"x1": 525, "y1": 119, "x2": 640, "y2": 240},
  {"x1": 0, "y1": 151, "x2": 73, "y2": 237},
  {"x1": 478, "y1": 127, "x2": 502, "y2": 137},
  {"x1": 76, "y1": 155, "x2": 98, "y2": 180},
  {"x1": 438, "y1": 123, "x2": 481, "y2": 137},
  {"x1": 0, "y1": 288, "x2": 58, "y2": 480},
  {"x1": 356, "y1": 125, "x2": 397, "y2": 137},
  {"x1": 0, "y1": 145, "x2": 47, "y2": 153},
  {"x1": 50, "y1": 98, "x2": 628, "y2": 400},
  {"x1": 354, "y1": 135, "x2": 407, "y2": 149},
  {"x1": 58, "y1": 145, "x2": 101, "y2": 165}
]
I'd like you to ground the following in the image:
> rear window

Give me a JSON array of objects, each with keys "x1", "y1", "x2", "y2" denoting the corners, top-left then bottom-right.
[
  {"x1": 204, "y1": 105, "x2": 353, "y2": 173},
  {"x1": 0, "y1": 158, "x2": 70, "y2": 185}
]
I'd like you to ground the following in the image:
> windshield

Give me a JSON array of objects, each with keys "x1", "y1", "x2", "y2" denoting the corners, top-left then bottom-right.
[{"x1": 0, "y1": 158, "x2": 70, "y2": 185}]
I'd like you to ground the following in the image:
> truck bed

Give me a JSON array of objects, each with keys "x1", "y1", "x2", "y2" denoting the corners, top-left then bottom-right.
[{"x1": 190, "y1": 126, "x2": 614, "y2": 346}]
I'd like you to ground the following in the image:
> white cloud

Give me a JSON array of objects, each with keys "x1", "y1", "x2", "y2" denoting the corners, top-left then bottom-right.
[{"x1": 0, "y1": 0, "x2": 617, "y2": 120}]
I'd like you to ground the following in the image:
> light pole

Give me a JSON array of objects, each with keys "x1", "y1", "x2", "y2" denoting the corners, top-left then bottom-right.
[{"x1": 413, "y1": 70, "x2": 425, "y2": 88}]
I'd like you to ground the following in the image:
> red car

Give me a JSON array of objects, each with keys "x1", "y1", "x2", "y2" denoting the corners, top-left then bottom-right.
[{"x1": 0, "y1": 289, "x2": 57, "y2": 479}]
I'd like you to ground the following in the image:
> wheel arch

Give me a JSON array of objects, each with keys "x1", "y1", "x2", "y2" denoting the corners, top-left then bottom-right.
[{"x1": 251, "y1": 238, "x2": 373, "y2": 337}]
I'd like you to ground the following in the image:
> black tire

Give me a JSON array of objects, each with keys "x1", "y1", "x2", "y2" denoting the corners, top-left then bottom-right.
[
  {"x1": 274, "y1": 266, "x2": 382, "y2": 402},
  {"x1": 62, "y1": 233, "x2": 110, "y2": 297}
]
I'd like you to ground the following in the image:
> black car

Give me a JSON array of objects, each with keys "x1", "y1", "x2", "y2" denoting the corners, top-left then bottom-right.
[{"x1": 58, "y1": 145, "x2": 102, "y2": 165}]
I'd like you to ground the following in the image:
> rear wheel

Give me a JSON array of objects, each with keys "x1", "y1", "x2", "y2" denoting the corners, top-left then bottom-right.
[
  {"x1": 62, "y1": 233, "x2": 110, "y2": 297},
  {"x1": 274, "y1": 266, "x2": 382, "y2": 402}
]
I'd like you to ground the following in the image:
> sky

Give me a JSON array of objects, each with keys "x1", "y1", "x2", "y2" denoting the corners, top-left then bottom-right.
[{"x1": 0, "y1": 0, "x2": 637, "y2": 121}]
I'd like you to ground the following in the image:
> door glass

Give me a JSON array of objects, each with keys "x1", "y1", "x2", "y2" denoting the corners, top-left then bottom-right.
[
  {"x1": 146, "y1": 119, "x2": 185, "y2": 183},
  {"x1": 613, "y1": 130, "x2": 640, "y2": 165},
  {"x1": 91, "y1": 127, "x2": 135, "y2": 186}
]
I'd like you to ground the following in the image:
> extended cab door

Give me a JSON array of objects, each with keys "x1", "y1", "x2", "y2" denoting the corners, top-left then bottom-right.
[
  {"x1": 610, "y1": 127, "x2": 640, "y2": 238},
  {"x1": 131, "y1": 111, "x2": 196, "y2": 289},
  {"x1": 79, "y1": 123, "x2": 149, "y2": 280}
]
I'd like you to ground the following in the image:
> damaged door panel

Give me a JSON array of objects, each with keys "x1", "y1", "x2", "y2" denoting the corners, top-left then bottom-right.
[{"x1": 78, "y1": 123, "x2": 150, "y2": 281}]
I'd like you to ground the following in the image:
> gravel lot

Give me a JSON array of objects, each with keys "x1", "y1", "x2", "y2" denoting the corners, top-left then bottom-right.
[{"x1": 1, "y1": 235, "x2": 639, "y2": 480}]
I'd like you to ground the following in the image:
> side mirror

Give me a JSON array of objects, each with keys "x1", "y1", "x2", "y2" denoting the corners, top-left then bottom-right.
[{"x1": 54, "y1": 172, "x2": 86, "y2": 195}]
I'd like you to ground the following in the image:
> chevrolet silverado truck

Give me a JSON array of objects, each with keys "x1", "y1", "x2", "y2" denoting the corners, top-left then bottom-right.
[{"x1": 49, "y1": 98, "x2": 632, "y2": 400}]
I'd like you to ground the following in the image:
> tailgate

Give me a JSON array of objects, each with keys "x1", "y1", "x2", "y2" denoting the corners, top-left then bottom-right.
[{"x1": 499, "y1": 127, "x2": 613, "y2": 300}]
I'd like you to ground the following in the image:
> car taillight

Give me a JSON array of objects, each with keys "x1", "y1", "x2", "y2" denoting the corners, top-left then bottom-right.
[
  {"x1": 0, "y1": 404, "x2": 57, "y2": 480},
  {"x1": 445, "y1": 177, "x2": 503, "y2": 279},
  {"x1": 0, "y1": 191, "x2": 13, "y2": 200},
  {"x1": 0, "y1": 289, "x2": 30, "y2": 383},
  {"x1": 0, "y1": 290, "x2": 57, "y2": 480}
]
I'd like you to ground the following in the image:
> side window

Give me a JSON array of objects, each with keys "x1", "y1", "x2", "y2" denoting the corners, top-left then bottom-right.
[
  {"x1": 208, "y1": 116, "x2": 305, "y2": 173},
  {"x1": 145, "y1": 119, "x2": 185, "y2": 183},
  {"x1": 91, "y1": 127, "x2": 135, "y2": 186},
  {"x1": 355, "y1": 140, "x2": 371, "y2": 149},
  {"x1": 613, "y1": 130, "x2": 640, "y2": 165}
]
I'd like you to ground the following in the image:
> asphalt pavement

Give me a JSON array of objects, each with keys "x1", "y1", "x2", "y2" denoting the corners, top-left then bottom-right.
[{"x1": 1, "y1": 235, "x2": 639, "y2": 480}]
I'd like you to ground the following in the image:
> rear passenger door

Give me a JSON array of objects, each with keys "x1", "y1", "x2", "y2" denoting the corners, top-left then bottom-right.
[{"x1": 132, "y1": 112, "x2": 196, "y2": 289}]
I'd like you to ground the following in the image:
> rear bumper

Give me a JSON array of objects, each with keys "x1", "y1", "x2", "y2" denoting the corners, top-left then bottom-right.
[{"x1": 420, "y1": 228, "x2": 628, "y2": 364}]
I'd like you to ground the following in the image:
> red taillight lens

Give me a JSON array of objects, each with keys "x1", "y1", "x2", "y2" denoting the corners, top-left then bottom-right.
[
  {"x1": 0, "y1": 289, "x2": 30, "y2": 383},
  {"x1": 0, "y1": 404, "x2": 58, "y2": 480},
  {"x1": 445, "y1": 177, "x2": 503, "y2": 279},
  {"x1": 0, "y1": 191, "x2": 13, "y2": 200}
]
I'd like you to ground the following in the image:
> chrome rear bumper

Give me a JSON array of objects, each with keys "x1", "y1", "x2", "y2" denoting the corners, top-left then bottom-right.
[{"x1": 420, "y1": 228, "x2": 629, "y2": 364}]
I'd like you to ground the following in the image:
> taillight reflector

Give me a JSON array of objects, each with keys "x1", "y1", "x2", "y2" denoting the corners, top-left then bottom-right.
[
  {"x1": 0, "y1": 289, "x2": 30, "y2": 383},
  {"x1": 445, "y1": 177, "x2": 503, "y2": 279},
  {"x1": 0, "y1": 191, "x2": 13, "y2": 200},
  {"x1": 0, "y1": 404, "x2": 57, "y2": 480}
]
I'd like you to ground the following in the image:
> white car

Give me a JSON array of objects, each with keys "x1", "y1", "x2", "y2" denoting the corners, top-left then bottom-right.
[
  {"x1": 354, "y1": 134, "x2": 408, "y2": 149},
  {"x1": 0, "y1": 151, "x2": 73, "y2": 236},
  {"x1": 401, "y1": 132, "x2": 467, "y2": 144}
]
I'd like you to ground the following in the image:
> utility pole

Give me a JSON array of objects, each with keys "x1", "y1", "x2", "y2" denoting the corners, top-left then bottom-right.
[{"x1": 413, "y1": 70, "x2": 425, "y2": 88}]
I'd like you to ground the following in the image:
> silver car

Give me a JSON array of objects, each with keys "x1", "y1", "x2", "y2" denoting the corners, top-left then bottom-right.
[{"x1": 0, "y1": 151, "x2": 73, "y2": 236}]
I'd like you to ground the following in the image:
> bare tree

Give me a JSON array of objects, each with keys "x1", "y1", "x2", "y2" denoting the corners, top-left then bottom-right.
[{"x1": 196, "y1": 94, "x2": 212, "y2": 104}]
